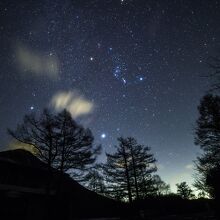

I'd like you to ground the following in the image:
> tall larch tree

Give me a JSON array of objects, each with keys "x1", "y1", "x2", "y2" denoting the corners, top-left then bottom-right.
[
  {"x1": 103, "y1": 137, "x2": 157, "y2": 202},
  {"x1": 194, "y1": 94, "x2": 220, "y2": 197}
]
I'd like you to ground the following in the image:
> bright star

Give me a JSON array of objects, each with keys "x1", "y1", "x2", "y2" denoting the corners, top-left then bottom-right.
[
  {"x1": 115, "y1": 69, "x2": 120, "y2": 73},
  {"x1": 101, "y1": 133, "x2": 106, "y2": 139},
  {"x1": 90, "y1": 57, "x2": 94, "y2": 61},
  {"x1": 30, "y1": 106, "x2": 34, "y2": 110},
  {"x1": 113, "y1": 66, "x2": 121, "y2": 78},
  {"x1": 122, "y1": 78, "x2": 126, "y2": 84}
]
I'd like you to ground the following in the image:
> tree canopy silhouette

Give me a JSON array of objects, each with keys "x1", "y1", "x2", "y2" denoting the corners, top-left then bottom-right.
[
  {"x1": 176, "y1": 182, "x2": 194, "y2": 200},
  {"x1": 8, "y1": 109, "x2": 101, "y2": 180},
  {"x1": 152, "y1": 175, "x2": 171, "y2": 196},
  {"x1": 102, "y1": 137, "x2": 157, "y2": 203},
  {"x1": 194, "y1": 94, "x2": 220, "y2": 197},
  {"x1": 84, "y1": 167, "x2": 106, "y2": 195}
]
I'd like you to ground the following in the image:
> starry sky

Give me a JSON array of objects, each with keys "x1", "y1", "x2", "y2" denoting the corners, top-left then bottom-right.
[{"x1": 1, "y1": 0, "x2": 220, "y2": 191}]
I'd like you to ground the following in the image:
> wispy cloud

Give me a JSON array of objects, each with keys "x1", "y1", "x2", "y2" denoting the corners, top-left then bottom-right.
[
  {"x1": 50, "y1": 91, "x2": 94, "y2": 118},
  {"x1": 15, "y1": 44, "x2": 59, "y2": 79}
]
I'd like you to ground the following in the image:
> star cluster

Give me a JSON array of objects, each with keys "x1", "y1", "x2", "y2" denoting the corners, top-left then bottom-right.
[{"x1": 0, "y1": 0, "x2": 220, "y2": 190}]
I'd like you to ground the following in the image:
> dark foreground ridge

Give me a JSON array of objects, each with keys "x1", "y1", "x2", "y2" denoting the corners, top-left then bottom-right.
[
  {"x1": 0, "y1": 149, "x2": 124, "y2": 220},
  {"x1": 0, "y1": 149, "x2": 216, "y2": 220}
]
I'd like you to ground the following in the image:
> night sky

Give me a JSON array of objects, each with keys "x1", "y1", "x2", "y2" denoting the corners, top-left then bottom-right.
[{"x1": 1, "y1": 0, "x2": 220, "y2": 191}]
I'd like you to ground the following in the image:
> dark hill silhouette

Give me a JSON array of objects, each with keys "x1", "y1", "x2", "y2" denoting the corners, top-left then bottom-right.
[
  {"x1": 0, "y1": 149, "x2": 214, "y2": 220},
  {"x1": 0, "y1": 149, "x2": 46, "y2": 168},
  {"x1": 0, "y1": 149, "x2": 125, "y2": 220}
]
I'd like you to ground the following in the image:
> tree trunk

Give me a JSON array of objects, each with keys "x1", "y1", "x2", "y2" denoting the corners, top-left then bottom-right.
[
  {"x1": 122, "y1": 145, "x2": 132, "y2": 203},
  {"x1": 130, "y1": 146, "x2": 139, "y2": 200}
]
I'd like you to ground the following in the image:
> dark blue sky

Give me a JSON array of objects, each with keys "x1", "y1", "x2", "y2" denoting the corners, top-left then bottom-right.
[{"x1": 0, "y1": 0, "x2": 220, "y2": 191}]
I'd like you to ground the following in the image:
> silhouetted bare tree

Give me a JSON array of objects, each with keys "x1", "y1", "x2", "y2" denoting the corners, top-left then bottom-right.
[
  {"x1": 103, "y1": 137, "x2": 133, "y2": 203},
  {"x1": 54, "y1": 110, "x2": 101, "y2": 178},
  {"x1": 8, "y1": 109, "x2": 100, "y2": 181},
  {"x1": 126, "y1": 137, "x2": 157, "y2": 199},
  {"x1": 8, "y1": 109, "x2": 58, "y2": 169},
  {"x1": 103, "y1": 137, "x2": 157, "y2": 203}
]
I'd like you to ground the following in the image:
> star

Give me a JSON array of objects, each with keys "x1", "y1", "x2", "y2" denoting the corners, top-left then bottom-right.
[
  {"x1": 122, "y1": 78, "x2": 127, "y2": 85},
  {"x1": 90, "y1": 57, "x2": 94, "y2": 61},
  {"x1": 97, "y1": 43, "x2": 101, "y2": 48},
  {"x1": 113, "y1": 66, "x2": 122, "y2": 79},
  {"x1": 30, "y1": 106, "x2": 34, "y2": 110},
  {"x1": 101, "y1": 133, "x2": 106, "y2": 139}
]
